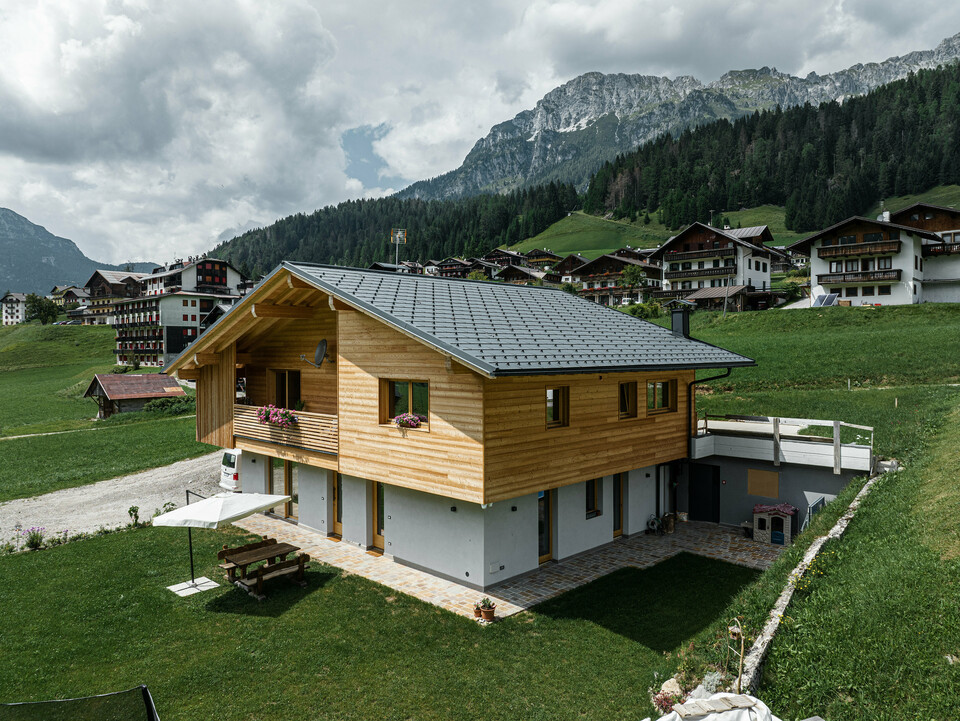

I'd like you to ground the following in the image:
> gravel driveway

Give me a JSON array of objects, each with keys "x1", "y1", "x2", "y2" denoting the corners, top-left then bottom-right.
[{"x1": 0, "y1": 451, "x2": 223, "y2": 539}]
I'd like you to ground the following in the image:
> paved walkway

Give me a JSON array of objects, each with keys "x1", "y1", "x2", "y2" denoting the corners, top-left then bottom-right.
[{"x1": 235, "y1": 515, "x2": 783, "y2": 620}]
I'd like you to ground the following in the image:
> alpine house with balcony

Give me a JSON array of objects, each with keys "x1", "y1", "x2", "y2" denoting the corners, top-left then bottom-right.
[{"x1": 165, "y1": 263, "x2": 753, "y2": 590}]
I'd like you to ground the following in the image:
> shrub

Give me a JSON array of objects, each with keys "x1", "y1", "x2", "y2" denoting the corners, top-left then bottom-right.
[
  {"x1": 142, "y1": 396, "x2": 195, "y2": 416},
  {"x1": 21, "y1": 526, "x2": 45, "y2": 550}
]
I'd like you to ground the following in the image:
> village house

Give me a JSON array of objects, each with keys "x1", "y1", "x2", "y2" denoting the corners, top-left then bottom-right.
[
  {"x1": 49, "y1": 285, "x2": 79, "y2": 307},
  {"x1": 523, "y1": 248, "x2": 563, "y2": 268},
  {"x1": 1, "y1": 292, "x2": 27, "y2": 326},
  {"x1": 554, "y1": 253, "x2": 590, "y2": 281},
  {"x1": 788, "y1": 204, "x2": 960, "y2": 306},
  {"x1": 114, "y1": 257, "x2": 246, "y2": 367},
  {"x1": 649, "y1": 223, "x2": 785, "y2": 310},
  {"x1": 83, "y1": 373, "x2": 187, "y2": 419},
  {"x1": 493, "y1": 264, "x2": 560, "y2": 285},
  {"x1": 83, "y1": 270, "x2": 150, "y2": 325},
  {"x1": 570, "y1": 254, "x2": 662, "y2": 305}
]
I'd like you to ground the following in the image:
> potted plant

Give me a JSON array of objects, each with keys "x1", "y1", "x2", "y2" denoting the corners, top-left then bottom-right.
[
  {"x1": 479, "y1": 597, "x2": 496, "y2": 621},
  {"x1": 393, "y1": 412, "x2": 421, "y2": 429},
  {"x1": 473, "y1": 602, "x2": 482, "y2": 618}
]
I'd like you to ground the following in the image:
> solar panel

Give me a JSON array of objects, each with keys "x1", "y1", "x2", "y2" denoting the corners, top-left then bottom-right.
[
  {"x1": 823, "y1": 293, "x2": 839, "y2": 306},
  {"x1": 812, "y1": 294, "x2": 826, "y2": 307}
]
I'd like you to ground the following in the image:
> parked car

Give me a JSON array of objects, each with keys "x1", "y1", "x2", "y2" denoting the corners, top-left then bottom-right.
[{"x1": 219, "y1": 450, "x2": 242, "y2": 492}]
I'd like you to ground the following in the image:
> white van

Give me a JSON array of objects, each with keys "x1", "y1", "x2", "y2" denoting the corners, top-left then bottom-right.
[{"x1": 219, "y1": 450, "x2": 242, "y2": 492}]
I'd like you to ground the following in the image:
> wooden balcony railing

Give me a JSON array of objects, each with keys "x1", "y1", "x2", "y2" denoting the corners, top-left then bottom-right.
[
  {"x1": 816, "y1": 269, "x2": 901, "y2": 284},
  {"x1": 234, "y1": 405, "x2": 338, "y2": 456},
  {"x1": 922, "y1": 242, "x2": 960, "y2": 257},
  {"x1": 664, "y1": 266, "x2": 736, "y2": 280},
  {"x1": 817, "y1": 240, "x2": 901, "y2": 258},
  {"x1": 664, "y1": 247, "x2": 736, "y2": 261}
]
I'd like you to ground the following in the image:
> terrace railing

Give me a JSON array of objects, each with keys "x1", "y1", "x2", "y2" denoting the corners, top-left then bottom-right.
[
  {"x1": 816, "y1": 269, "x2": 901, "y2": 284},
  {"x1": 664, "y1": 247, "x2": 736, "y2": 261},
  {"x1": 664, "y1": 266, "x2": 737, "y2": 280},
  {"x1": 234, "y1": 405, "x2": 338, "y2": 456},
  {"x1": 817, "y1": 240, "x2": 901, "y2": 258},
  {"x1": 922, "y1": 242, "x2": 960, "y2": 257}
]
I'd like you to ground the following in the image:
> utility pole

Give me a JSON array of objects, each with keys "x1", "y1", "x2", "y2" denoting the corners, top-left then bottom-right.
[{"x1": 391, "y1": 229, "x2": 407, "y2": 266}]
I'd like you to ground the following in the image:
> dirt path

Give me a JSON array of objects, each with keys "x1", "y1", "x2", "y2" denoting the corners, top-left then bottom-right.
[{"x1": 0, "y1": 451, "x2": 223, "y2": 539}]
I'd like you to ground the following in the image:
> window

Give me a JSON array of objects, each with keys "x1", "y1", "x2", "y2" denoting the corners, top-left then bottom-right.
[
  {"x1": 724, "y1": 258, "x2": 735, "y2": 267},
  {"x1": 747, "y1": 259, "x2": 752, "y2": 269},
  {"x1": 878, "y1": 285, "x2": 891, "y2": 295},
  {"x1": 845, "y1": 287, "x2": 858, "y2": 297},
  {"x1": 697, "y1": 261, "x2": 704, "y2": 270},
  {"x1": 925, "y1": 212, "x2": 935, "y2": 220},
  {"x1": 382, "y1": 380, "x2": 429, "y2": 427},
  {"x1": 647, "y1": 380, "x2": 676, "y2": 413},
  {"x1": 863, "y1": 232, "x2": 883, "y2": 243},
  {"x1": 182, "y1": 300, "x2": 188, "y2": 307},
  {"x1": 182, "y1": 314, "x2": 188, "y2": 321},
  {"x1": 829, "y1": 261, "x2": 843, "y2": 273},
  {"x1": 619, "y1": 381, "x2": 637, "y2": 419},
  {"x1": 273, "y1": 370, "x2": 301, "y2": 409},
  {"x1": 878, "y1": 257, "x2": 892, "y2": 270},
  {"x1": 713, "y1": 259, "x2": 720, "y2": 268},
  {"x1": 889, "y1": 229, "x2": 900, "y2": 240},
  {"x1": 585, "y1": 478, "x2": 602, "y2": 519},
  {"x1": 762, "y1": 262, "x2": 768, "y2": 272},
  {"x1": 862, "y1": 286, "x2": 875, "y2": 296},
  {"x1": 191, "y1": 300, "x2": 197, "y2": 307},
  {"x1": 681, "y1": 262, "x2": 692, "y2": 271},
  {"x1": 845, "y1": 260, "x2": 859, "y2": 272},
  {"x1": 915, "y1": 256, "x2": 919, "y2": 270},
  {"x1": 839, "y1": 235, "x2": 856, "y2": 245},
  {"x1": 545, "y1": 386, "x2": 569, "y2": 428},
  {"x1": 861, "y1": 258, "x2": 875, "y2": 271}
]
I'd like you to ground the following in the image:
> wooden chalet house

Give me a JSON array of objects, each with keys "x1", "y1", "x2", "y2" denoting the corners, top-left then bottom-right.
[
  {"x1": 1, "y1": 292, "x2": 27, "y2": 326},
  {"x1": 649, "y1": 224, "x2": 784, "y2": 310},
  {"x1": 84, "y1": 270, "x2": 148, "y2": 325},
  {"x1": 435, "y1": 257, "x2": 472, "y2": 278},
  {"x1": 789, "y1": 205, "x2": 960, "y2": 306},
  {"x1": 481, "y1": 248, "x2": 528, "y2": 267},
  {"x1": 493, "y1": 265, "x2": 560, "y2": 285},
  {"x1": 114, "y1": 257, "x2": 246, "y2": 368},
  {"x1": 523, "y1": 249, "x2": 563, "y2": 268},
  {"x1": 50, "y1": 285, "x2": 78, "y2": 307},
  {"x1": 165, "y1": 263, "x2": 752, "y2": 590},
  {"x1": 571, "y1": 255, "x2": 662, "y2": 306},
  {"x1": 554, "y1": 253, "x2": 590, "y2": 281}
]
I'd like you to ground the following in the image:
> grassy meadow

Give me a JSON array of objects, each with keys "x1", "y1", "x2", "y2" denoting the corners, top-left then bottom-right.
[{"x1": 0, "y1": 323, "x2": 212, "y2": 500}]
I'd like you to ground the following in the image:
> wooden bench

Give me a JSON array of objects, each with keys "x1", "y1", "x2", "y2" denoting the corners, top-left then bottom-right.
[
  {"x1": 217, "y1": 538, "x2": 275, "y2": 580},
  {"x1": 238, "y1": 554, "x2": 310, "y2": 601}
]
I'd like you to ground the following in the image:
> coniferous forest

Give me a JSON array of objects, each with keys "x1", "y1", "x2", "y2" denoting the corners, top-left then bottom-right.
[
  {"x1": 583, "y1": 63, "x2": 960, "y2": 231},
  {"x1": 213, "y1": 63, "x2": 960, "y2": 273},
  {"x1": 212, "y1": 183, "x2": 579, "y2": 277}
]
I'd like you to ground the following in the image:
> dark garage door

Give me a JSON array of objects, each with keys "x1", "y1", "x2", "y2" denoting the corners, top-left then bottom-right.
[{"x1": 688, "y1": 463, "x2": 720, "y2": 523}]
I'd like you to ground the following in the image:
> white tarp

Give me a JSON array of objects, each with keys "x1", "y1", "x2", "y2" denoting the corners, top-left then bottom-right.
[
  {"x1": 153, "y1": 492, "x2": 290, "y2": 529},
  {"x1": 656, "y1": 693, "x2": 782, "y2": 721}
]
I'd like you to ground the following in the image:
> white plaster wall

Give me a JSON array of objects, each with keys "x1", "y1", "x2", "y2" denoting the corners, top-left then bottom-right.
[
  {"x1": 625, "y1": 467, "x2": 657, "y2": 535},
  {"x1": 554, "y1": 478, "x2": 614, "y2": 560},
  {"x1": 297, "y1": 465, "x2": 331, "y2": 534},
  {"x1": 387, "y1": 485, "x2": 486, "y2": 586},
  {"x1": 482, "y1": 494, "x2": 539, "y2": 587},
  {"x1": 239, "y1": 450, "x2": 269, "y2": 494},
  {"x1": 339, "y1": 474, "x2": 372, "y2": 549}
]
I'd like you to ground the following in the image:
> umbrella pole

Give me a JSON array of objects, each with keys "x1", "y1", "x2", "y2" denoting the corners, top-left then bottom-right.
[{"x1": 186, "y1": 490, "x2": 196, "y2": 585}]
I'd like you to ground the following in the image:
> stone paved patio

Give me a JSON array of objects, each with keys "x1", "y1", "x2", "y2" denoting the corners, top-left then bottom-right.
[{"x1": 233, "y1": 515, "x2": 783, "y2": 619}]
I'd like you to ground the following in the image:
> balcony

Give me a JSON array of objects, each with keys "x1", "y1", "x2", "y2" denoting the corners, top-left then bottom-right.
[
  {"x1": 664, "y1": 247, "x2": 736, "y2": 262},
  {"x1": 923, "y1": 242, "x2": 960, "y2": 257},
  {"x1": 234, "y1": 405, "x2": 338, "y2": 457},
  {"x1": 650, "y1": 289, "x2": 686, "y2": 299},
  {"x1": 816, "y1": 269, "x2": 901, "y2": 284},
  {"x1": 664, "y1": 265, "x2": 737, "y2": 280},
  {"x1": 817, "y1": 240, "x2": 901, "y2": 258}
]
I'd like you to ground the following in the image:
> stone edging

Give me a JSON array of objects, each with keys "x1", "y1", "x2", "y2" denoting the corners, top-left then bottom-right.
[{"x1": 739, "y1": 464, "x2": 894, "y2": 693}]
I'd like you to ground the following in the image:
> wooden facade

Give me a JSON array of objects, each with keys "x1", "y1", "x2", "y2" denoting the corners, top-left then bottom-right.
[
  {"x1": 173, "y1": 268, "x2": 708, "y2": 504},
  {"x1": 890, "y1": 204, "x2": 960, "y2": 234}
]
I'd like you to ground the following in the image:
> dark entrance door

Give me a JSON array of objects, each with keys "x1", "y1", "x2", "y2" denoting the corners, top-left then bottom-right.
[{"x1": 688, "y1": 463, "x2": 720, "y2": 523}]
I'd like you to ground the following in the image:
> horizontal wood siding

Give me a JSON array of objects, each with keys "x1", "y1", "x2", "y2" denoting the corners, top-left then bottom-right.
[
  {"x1": 234, "y1": 405, "x2": 338, "y2": 455},
  {"x1": 337, "y1": 311, "x2": 485, "y2": 503},
  {"x1": 196, "y1": 345, "x2": 235, "y2": 448},
  {"x1": 483, "y1": 370, "x2": 694, "y2": 503}
]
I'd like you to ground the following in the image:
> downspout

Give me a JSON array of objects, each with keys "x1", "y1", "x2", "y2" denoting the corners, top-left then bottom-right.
[{"x1": 686, "y1": 367, "x2": 733, "y2": 459}]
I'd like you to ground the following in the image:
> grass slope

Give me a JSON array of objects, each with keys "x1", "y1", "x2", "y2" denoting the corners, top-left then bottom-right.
[
  {"x1": 864, "y1": 183, "x2": 960, "y2": 217},
  {"x1": 0, "y1": 529, "x2": 756, "y2": 720}
]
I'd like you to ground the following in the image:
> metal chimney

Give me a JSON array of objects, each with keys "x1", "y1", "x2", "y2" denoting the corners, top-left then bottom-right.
[{"x1": 671, "y1": 305, "x2": 691, "y2": 338}]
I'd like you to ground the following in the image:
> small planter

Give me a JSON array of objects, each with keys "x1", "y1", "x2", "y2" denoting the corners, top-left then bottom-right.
[
  {"x1": 473, "y1": 606, "x2": 482, "y2": 618},
  {"x1": 480, "y1": 607, "x2": 496, "y2": 621}
]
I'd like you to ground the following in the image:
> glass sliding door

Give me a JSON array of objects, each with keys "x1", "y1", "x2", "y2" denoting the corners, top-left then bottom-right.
[
  {"x1": 538, "y1": 490, "x2": 553, "y2": 564},
  {"x1": 332, "y1": 472, "x2": 343, "y2": 536},
  {"x1": 371, "y1": 482, "x2": 385, "y2": 550},
  {"x1": 284, "y1": 461, "x2": 299, "y2": 521}
]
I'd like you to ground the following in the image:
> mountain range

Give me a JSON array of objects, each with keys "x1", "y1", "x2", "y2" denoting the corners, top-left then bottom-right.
[
  {"x1": 0, "y1": 208, "x2": 155, "y2": 296},
  {"x1": 398, "y1": 32, "x2": 960, "y2": 201}
]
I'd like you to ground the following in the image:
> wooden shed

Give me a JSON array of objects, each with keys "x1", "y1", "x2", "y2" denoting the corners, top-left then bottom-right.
[{"x1": 84, "y1": 373, "x2": 186, "y2": 419}]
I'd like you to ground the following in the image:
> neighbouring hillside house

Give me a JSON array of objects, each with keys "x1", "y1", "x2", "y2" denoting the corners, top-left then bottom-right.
[
  {"x1": 1, "y1": 292, "x2": 27, "y2": 325},
  {"x1": 493, "y1": 264, "x2": 560, "y2": 285},
  {"x1": 649, "y1": 223, "x2": 786, "y2": 310},
  {"x1": 164, "y1": 263, "x2": 869, "y2": 589},
  {"x1": 84, "y1": 373, "x2": 186, "y2": 419},
  {"x1": 115, "y1": 257, "x2": 247, "y2": 367},
  {"x1": 523, "y1": 248, "x2": 563, "y2": 267},
  {"x1": 554, "y1": 253, "x2": 590, "y2": 279},
  {"x1": 789, "y1": 204, "x2": 960, "y2": 306},
  {"x1": 84, "y1": 270, "x2": 149, "y2": 325},
  {"x1": 50, "y1": 285, "x2": 79, "y2": 307},
  {"x1": 569, "y1": 254, "x2": 662, "y2": 305}
]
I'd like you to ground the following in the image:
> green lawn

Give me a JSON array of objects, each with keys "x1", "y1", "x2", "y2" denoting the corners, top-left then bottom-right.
[
  {"x1": 863, "y1": 183, "x2": 960, "y2": 217},
  {"x1": 0, "y1": 530, "x2": 755, "y2": 720},
  {"x1": 508, "y1": 211, "x2": 669, "y2": 259}
]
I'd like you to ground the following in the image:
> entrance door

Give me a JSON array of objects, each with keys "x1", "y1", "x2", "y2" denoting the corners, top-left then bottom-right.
[
  {"x1": 538, "y1": 490, "x2": 553, "y2": 563},
  {"x1": 613, "y1": 473, "x2": 624, "y2": 538},
  {"x1": 284, "y1": 461, "x2": 299, "y2": 521},
  {"x1": 331, "y1": 472, "x2": 343, "y2": 536},
  {"x1": 688, "y1": 463, "x2": 720, "y2": 523},
  {"x1": 371, "y1": 482, "x2": 385, "y2": 550}
]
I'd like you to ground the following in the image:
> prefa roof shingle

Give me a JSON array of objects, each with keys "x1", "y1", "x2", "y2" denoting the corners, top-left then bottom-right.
[{"x1": 283, "y1": 263, "x2": 753, "y2": 376}]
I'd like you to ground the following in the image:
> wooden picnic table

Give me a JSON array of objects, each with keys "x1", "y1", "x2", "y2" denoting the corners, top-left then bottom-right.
[{"x1": 223, "y1": 542, "x2": 300, "y2": 581}]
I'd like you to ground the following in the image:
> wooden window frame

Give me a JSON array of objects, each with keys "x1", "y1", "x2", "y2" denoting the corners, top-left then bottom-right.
[
  {"x1": 585, "y1": 477, "x2": 602, "y2": 519},
  {"x1": 618, "y1": 381, "x2": 638, "y2": 419},
  {"x1": 379, "y1": 378, "x2": 430, "y2": 430},
  {"x1": 646, "y1": 380, "x2": 677, "y2": 414},
  {"x1": 545, "y1": 386, "x2": 570, "y2": 429}
]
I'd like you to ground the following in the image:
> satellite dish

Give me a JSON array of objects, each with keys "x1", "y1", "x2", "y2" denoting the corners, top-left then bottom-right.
[{"x1": 300, "y1": 339, "x2": 331, "y2": 368}]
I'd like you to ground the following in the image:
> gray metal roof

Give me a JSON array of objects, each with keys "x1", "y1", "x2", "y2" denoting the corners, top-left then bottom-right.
[{"x1": 284, "y1": 262, "x2": 753, "y2": 376}]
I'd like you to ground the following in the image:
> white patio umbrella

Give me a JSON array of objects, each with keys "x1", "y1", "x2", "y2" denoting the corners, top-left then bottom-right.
[{"x1": 154, "y1": 492, "x2": 290, "y2": 588}]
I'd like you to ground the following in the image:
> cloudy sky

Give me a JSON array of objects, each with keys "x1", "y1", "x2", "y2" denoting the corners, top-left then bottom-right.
[{"x1": 1, "y1": 0, "x2": 959, "y2": 264}]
